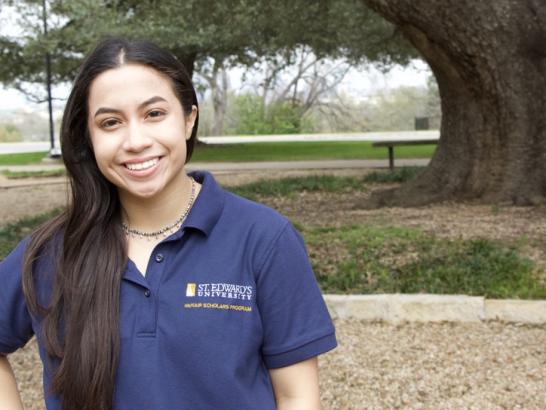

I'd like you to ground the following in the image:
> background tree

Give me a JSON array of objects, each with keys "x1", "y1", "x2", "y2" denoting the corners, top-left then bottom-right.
[
  {"x1": 194, "y1": 59, "x2": 230, "y2": 136},
  {"x1": 217, "y1": 46, "x2": 352, "y2": 135},
  {"x1": 189, "y1": 0, "x2": 416, "y2": 135},
  {"x1": 364, "y1": 85, "x2": 434, "y2": 132},
  {"x1": 362, "y1": 0, "x2": 546, "y2": 206},
  {"x1": 259, "y1": 47, "x2": 352, "y2": 120}
]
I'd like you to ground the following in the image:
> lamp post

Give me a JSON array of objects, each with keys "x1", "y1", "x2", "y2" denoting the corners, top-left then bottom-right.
[{"x1": 42, "y1": 0, "x2": 60, "y2": 158}]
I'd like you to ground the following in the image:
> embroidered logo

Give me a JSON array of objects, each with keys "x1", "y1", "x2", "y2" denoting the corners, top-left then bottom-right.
[
  {"x1": 186, "y1": 283, "x2": 196, "y2": 297},
  {"x1": 184, "y1": 282, "x2": 254, "y2": 313},
  {"x1": 184, "y1": 282, "x2": 254, "y2": 301}
]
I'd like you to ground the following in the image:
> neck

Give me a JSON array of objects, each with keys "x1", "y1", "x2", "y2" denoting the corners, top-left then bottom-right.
[{"x1": 119, "y1": 173, "x2": 196, "y2": 233}]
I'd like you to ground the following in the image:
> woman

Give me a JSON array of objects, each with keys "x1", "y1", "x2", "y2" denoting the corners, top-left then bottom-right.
[{"x1": 0, "y1": 37, "x2": 336, "y2": 410}]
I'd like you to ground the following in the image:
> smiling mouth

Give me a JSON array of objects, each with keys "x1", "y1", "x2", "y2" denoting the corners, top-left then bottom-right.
[{"x1": 124, "y1": 157, "x2": 160, "y2": 171}]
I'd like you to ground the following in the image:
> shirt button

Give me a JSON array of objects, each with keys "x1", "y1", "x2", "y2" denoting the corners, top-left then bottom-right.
[
  {"x1": 155, "y1": 253, "x2": 164, "y2": 263},
  {"x1": 144, "y1": 290, "x2": 151, "y2": 297}
]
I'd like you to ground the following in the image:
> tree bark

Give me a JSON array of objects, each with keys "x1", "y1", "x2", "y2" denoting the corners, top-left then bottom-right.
[
  {"x1": 362, "y1": 0, "x2": 546, "y2": 206},
  {"x1": 211, "y1": 66, "x2": 229, "y2": 136}
]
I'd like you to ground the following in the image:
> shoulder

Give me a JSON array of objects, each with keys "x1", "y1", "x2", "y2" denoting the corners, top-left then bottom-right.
[
  {"x1": 190, "y1": 170, "x2": 296, "y2": 251},
  {"x1": 190, "y1": 170, "x2": 289, "y2": 236},
  {"x1": 1, "y1": 229, "x2": 60, "y2": 283},
  {"x1": 213, "y1": 190, "x2": 301, "y2": 271},
  {"x1": 222, "y1": 190, "x2": 291, "y2": 234},
  {"x1": 0, "y1": 236, "x2": 30, "y2": 268}
]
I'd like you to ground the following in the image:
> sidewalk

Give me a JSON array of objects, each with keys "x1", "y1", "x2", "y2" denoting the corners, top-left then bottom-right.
[
  {"x1": 0, "y1": 158, "x2": 430, "y2": 189},
  {"x1": 0, "y1": 158, "x2": 430, "y2": 173}
]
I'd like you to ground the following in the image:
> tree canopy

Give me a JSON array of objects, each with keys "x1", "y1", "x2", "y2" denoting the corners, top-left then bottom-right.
[{"x1": 0, "y1": 0, "x2": 415, "y2": 100}]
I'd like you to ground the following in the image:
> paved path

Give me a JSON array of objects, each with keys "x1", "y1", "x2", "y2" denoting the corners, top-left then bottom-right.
[
  {"x1": 0, "y1": 158, "x2": 430, "y2": 173},
  {"x1": 191, "y1": 159, "x2": 430, "y2": 171},
  {"x1": 0, "y1": 159, "x2": 430, "y2": 189}
]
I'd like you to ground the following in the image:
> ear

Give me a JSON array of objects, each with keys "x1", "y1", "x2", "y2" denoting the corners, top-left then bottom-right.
[{"x1": 185, "y1": 105, "x2": 198, "y2": 139}]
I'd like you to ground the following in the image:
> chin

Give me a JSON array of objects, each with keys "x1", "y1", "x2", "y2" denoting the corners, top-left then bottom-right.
[{"x1": 122, "y1": 185, "x2": 164, "y2": 200}]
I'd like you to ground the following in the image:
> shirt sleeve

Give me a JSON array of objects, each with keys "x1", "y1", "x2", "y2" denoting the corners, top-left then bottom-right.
[
  {"x1": 0, "y1": 239, "x2": 35, "y2": 355},
  {"x1": 256, "y1": 221, "x2": 337, "y2": 369}
]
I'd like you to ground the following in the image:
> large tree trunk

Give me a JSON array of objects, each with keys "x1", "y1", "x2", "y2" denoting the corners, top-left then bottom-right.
[{"x1": 362, "y1": 0, "x2": 546, "y2": 206}]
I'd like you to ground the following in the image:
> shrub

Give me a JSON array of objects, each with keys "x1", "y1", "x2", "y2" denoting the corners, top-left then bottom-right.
[{"x1": 0, "y1": 124, "x2": 23, "y2": 142}]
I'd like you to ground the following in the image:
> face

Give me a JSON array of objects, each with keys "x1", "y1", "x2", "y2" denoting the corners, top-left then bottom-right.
[{"x1": 87, "y1": 63, "x2": 197, "y2": 201}]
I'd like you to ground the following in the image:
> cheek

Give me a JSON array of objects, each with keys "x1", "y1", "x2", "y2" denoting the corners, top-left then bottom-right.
[
  {"x1": 160, "y1": 120, "x2": 189, "y2": 151},
  {"x1": 90, "y1": 135, "x2": 118, "y2": 168}
]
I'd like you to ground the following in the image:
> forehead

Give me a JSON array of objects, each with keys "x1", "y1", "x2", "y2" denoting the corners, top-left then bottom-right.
[{"x1": 88, "y1": 64, "x2": 177, "y2": 109}]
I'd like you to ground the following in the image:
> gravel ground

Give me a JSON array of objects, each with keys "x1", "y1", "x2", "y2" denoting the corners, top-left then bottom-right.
[{"x1": 9, "y1": 319, "x2": 546, "y2": 409}]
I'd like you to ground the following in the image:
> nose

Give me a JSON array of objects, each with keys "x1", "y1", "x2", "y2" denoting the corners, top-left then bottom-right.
[{"x1": 123, "y1": 120, "x2": 153, "y2": 152}]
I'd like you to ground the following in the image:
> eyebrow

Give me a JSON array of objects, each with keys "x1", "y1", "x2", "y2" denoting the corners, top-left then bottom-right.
[{"x1": 93, "y1": 96, "x2": 167, "y2": 118}]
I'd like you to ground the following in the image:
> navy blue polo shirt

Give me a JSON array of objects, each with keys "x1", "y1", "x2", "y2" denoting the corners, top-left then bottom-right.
[{"x1": 0, "y1": 170, "x2": 337, "y2": 409}]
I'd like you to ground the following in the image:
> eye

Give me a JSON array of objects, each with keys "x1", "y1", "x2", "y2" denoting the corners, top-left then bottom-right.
[
  {"x1": 100, "y1": 118, "x2": 121, "y2": 129},
  {"x1": 147, "y1": 110, "x2": 166, "y2": 119}
]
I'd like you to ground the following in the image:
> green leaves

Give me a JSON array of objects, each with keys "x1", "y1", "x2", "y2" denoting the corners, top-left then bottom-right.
[{"x1": 1, "y1": 0, "x2": 415, "y2": 91}]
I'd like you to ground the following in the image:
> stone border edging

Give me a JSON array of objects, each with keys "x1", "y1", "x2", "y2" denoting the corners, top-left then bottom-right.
[{"x1": 324, "y1": 294, "x2": 546, "y2": 324}]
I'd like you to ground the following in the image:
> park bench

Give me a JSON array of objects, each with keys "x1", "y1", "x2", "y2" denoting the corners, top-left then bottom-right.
[{"x1": 372, "y1": 137, "x2": 439, "y2": 170}]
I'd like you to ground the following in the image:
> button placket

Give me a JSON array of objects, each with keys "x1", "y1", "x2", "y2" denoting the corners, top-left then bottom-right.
[
  {"x1": 135, "y1": 248, "x2": 167, "y2": 337},
  {"x1": 136, "y1": 287, "x2": 156, "y2": 337}
]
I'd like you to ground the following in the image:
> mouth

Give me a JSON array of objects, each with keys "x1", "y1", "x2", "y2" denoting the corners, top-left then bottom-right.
[{"x1": 123, "y1": 157, "x2": 160, "y2": 171}]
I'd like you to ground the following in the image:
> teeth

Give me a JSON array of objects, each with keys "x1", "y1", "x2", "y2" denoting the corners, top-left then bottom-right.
[{"x1": 126, "y1": 158, "x2": 159, "y2": 171}]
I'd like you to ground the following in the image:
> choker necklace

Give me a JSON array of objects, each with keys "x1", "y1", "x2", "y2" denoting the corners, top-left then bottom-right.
[{"x1": 122, "y1": 177, "x2": 196, "y2": 240}]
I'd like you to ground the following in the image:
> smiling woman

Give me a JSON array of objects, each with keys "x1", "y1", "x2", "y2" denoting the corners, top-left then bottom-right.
[
  {"x1": 0, "y1": 37, "x2": 336, "y2": 410},
  {"x1": 88, "y1": 64, "x2": 197, "y2": 204}
]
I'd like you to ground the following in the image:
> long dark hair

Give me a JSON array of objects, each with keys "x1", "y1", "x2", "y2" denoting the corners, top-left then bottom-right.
[{"x1": 22, "y1": 37, "x2": 199, "y2": 410}]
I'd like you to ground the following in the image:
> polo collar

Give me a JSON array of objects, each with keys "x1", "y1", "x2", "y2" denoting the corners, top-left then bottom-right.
[
  {"x1": 122, "y1": 170, "x2": 225, "y2": 285},
  {"x1": 182, "y1": 170, "x2": 225, "y2": 237}
]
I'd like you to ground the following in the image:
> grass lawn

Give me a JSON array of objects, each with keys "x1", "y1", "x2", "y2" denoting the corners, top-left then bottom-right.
[
  {"x1": 1, "y1": 174, "x2": 544, "y2": 299},
  {"x1": 230, "y1": 174, "x2": 369, "y2": 201},
  {"x1": 0, "y1": 142, "x2": 436, "y2": 165},
  {"x1": 0, "y1": 210, "x2": 60, "y2": 259},
  {"x1": 304, "y1": 225, "x2": 545, "y2": 299},
  {"x1": 230, "y1": 168, "x2": 422, "y2": 200},
  {"x1": 1, "y1": 169, "x2": 66, "y2": 179},
  {"x1": 192, "y1": 141, "x2": 436, "y2": 162},
  {"x1": 0, "y1": 152, "x2": 51, "y2": 166}
]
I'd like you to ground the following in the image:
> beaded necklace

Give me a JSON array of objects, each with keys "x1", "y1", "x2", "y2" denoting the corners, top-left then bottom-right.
[{"x1": 122, "y1": 177, "x2": 196, "y2": 240}]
